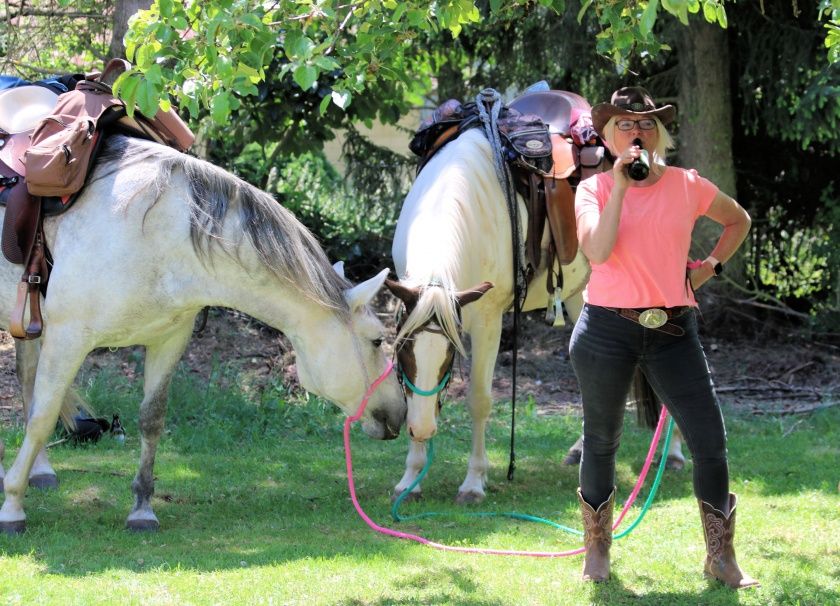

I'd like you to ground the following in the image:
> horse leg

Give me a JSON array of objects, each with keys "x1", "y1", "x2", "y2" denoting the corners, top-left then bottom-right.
[
  {"x1": 0, "y1": 334, "x2": 86, "y2": 534},
  {"x1": 15, "y1": 339, "x2": 59, "y2": 489},
  {"x1": 665, "y1": 425, "x2": 686, "y2": 470},
  {"x1": 563, "y1": 435, "x2": 584, "y2": 465},
  {"x1": 392, "y1": 440, "x2": 427, "y2": 502},
  {"x1": 126, "y1": 325, "x2": 193, "y2": 531},
  {"x1": 456, "y1": 317, "x2": 502, "y2": 504}
]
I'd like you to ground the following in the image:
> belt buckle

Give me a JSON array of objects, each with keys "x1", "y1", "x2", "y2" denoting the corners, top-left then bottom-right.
[{"x1": 638, "y1": 308, "x2": 667, "y2": 329}]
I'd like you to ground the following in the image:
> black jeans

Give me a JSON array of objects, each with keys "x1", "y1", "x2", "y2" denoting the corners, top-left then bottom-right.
[{"x1": 569, "y1": 304, "x2": 729, "y2": 512}]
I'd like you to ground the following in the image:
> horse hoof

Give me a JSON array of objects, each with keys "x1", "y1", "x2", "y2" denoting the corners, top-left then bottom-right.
[
  {"x1": 391, "y1": 490, "x2": 422, "y2": 503},
  {"x1": 28, "y1": 474, "x2": 59, "y2": 490},
  {"x1": 455, "y1": 491, "x2": 485, "y2": 505},
  {"x1": 563, "y1": 451, "x2": 582, "y2": 465},
  {"x1": 665, "y1": 456, "x2": 685, "y2": 471},
  {"x1": 0, "y1": 519, "x2": 26, "y2": 535},
  {"x1": 126, "y1": 519, "x2": 160, "y2": 532}
]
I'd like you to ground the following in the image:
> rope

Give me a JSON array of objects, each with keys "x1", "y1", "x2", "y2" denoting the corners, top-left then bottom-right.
[
  {"x1": 344, "y1": 362, "x2": 674, "y2": 557},
  {"x1": 391, "y1": 409, "x2": 674, "y2": 540}
]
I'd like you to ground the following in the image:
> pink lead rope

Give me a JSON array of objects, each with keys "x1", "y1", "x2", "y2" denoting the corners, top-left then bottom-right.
[{"x1": 343, "y1": 360, "x2": 669, "y2": 557}]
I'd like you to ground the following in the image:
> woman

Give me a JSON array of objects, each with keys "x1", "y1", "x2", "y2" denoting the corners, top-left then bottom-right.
[{"x1": 569, "y1": 86, "x2": 758, "y2": 588}]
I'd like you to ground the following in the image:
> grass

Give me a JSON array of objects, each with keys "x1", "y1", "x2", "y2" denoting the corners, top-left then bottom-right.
[{"x1": 1, "y1": 363, "x2": 838, "y2": 605}]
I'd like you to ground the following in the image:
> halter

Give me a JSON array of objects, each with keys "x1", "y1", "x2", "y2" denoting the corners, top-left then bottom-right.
[
  {"x1": 395, "y1": 323, "x2": 455, "y2": 397},
  {"x1": 394, "y1": 294, "x2": 457, "y2": 399}
]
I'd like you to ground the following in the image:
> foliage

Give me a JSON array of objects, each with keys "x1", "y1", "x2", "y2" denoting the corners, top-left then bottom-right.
[
  {"x1": 0, "y1": 0, "x2": 112, "y2": 76},
  {"x1": 222, "y1": 140, "x2": 410, "y2": 280},
  {"x1": 119, "y1": 0, "x2": 729, "y2": 122}
]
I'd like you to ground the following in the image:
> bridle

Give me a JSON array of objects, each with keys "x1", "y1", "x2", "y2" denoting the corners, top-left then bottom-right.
[{"x1": 394, "y1": 312, "x2": 456, "y2": 400}]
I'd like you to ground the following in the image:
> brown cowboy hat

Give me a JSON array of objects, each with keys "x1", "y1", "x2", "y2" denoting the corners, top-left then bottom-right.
[{"x1": 591, "y1": 86, "x2": 675, "y2": 138}]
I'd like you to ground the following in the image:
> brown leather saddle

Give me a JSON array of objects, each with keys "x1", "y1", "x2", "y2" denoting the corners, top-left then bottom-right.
[
  {"x1": 508, "y1": 90, "x2": 609, "y2": 285},
  {"x1": 410, "y1": 90, "x2": 609, "y2": 298},
  {"x1": 0, "y1": 59, "x2": 195, "y2": 339}
]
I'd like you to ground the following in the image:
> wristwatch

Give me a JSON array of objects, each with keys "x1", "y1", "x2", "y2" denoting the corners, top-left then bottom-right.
[{"x1": 705, "y1": 256, "x2": 723, "y2": 276}]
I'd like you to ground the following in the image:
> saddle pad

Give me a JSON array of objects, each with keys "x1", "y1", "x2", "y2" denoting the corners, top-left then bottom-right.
[{"x1": 0, "y1": 132, "x2": 31, "y2": 176}]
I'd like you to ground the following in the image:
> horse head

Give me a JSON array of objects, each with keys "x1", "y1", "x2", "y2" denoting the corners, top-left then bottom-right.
[
  {"x1": 291, "y1": 266, "x2": 406, "y2": 440},
  {"x1": 386, "y1": 278, "x2": 493, "y2": 441}
]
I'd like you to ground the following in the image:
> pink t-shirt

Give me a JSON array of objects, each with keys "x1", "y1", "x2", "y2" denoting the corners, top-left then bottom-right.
[{"x1": 575, "y1": 167, "x2": 718, "y2": 308}]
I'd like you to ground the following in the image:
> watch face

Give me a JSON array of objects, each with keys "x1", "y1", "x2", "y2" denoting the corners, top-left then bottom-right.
[{"x1": 713, "y1": 262, "x2": 723, "y2": 276}]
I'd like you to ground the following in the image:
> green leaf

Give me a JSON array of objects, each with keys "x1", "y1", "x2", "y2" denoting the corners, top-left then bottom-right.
[
  {"x1": 702, "y1": 1, "x2": 717, "y2": 22},
  {"x1": 640, "y1": 0, "x2": 659, "y2": 36},
  {"x1": 136, "y1": 79, "x2": 160, "y2": 119},
  {"x1": 716, "y1": 4, "x2": 728, "y2": 28},
  {"x1": 577, "y1": 0, "x2": 594, "y2": 24},
  {"x1": 286, "y1": 32, "x2": 316, "y2": 59},
  {"x1": 331, "y1": 89, "x2": 352, "y2": 109},
  {"x1": 319, "y1": 95, "x2": 332, "y2": 115},
  {"x1": 159, "y1": 0, "x2": 174, "y2": 19},
  {"x1": 314, "y1": 56, "x2": 340, "y2": 71},
  {"x1": 293, "y1": 64, "x2": 318, "y2": 90},
  {"x1": 116, "y1": 74, "x2": 141, "y2": 113},
  {"x1": 211, "y1": 91, "x2": 231, "y2": 125}
]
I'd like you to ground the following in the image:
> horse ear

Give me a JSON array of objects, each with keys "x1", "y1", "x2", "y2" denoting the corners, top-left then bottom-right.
[
  {"x1": 454, "y1": 281, "x2": 494, "y2": 307},
  {"x1": 384, "y1": 278, "x2": 420, "y2": 310},
  {"x1": 332, "y1": 261, "x2": 345, "y2": 278},
  {"x1": 345, "y1": 268, "x2": 390, "y2": 312}
]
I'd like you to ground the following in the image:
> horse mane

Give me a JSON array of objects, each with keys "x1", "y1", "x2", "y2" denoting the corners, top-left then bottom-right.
[
  {"x1": 94, "y1": 136, "x2": 351, "y2": 314},
  {"x1": 393, "y1": 130, "x2": 500, "y2": 357},
  {"x1": 394, "y1": 279, "x2": 466, "y2": 357}
]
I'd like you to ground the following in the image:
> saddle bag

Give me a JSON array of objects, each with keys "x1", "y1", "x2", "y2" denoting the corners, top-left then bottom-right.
[
  {"x1": 23, "y1": 116, "x2": 96, "y2": 197},
  {"x1": 24, "y1": 79, "x2": 125, "y2": 197}
]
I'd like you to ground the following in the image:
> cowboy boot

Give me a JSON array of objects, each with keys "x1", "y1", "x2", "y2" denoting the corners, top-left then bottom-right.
[
  {"x1": 699, "y1": 493, "x2": 760, "y2": 589},
  {"x1": 577, "y1": 487, "x2": 615, "y2": 582}
]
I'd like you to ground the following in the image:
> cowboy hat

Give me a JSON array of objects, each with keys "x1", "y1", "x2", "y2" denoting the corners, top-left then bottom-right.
[
  {"x1": 591, "y1": 86, "x2": 675, "y2": 138},
  {"x1": 0, "y1": 85, "x2": 60, "y2": 134}
]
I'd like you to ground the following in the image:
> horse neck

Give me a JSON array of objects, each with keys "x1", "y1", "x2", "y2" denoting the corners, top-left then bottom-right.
[{"x1": 394, "y1": 130, "x2": 513, "y2": 292}]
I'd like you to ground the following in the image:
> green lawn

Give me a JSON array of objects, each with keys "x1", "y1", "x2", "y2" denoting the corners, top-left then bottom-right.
[{"x1": 1, "y1": 366, "x2": 838, "y2": 605}]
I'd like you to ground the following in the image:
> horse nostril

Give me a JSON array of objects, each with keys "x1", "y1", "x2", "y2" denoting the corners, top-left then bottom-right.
[{"x1": 409, "y1": 426, "x2": 415, "y2": 439}]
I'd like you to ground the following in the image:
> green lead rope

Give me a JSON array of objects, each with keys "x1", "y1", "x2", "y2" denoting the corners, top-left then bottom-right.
[{"x1": 391, "y1": 416, "x2": 675, "y2": 541}]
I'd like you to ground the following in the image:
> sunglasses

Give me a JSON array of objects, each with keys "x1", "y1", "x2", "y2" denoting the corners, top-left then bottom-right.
[{"x1": 616, "y1": 118, "x2": 657, "y2": 131}]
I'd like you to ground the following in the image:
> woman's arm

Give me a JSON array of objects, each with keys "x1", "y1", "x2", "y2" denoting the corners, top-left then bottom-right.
[
  {"x1": 689, "y1": 190, "x2": 752, "y2": 289},
  {"x1": 577, "y1": 145, "x2": 640, "y2": 264}
]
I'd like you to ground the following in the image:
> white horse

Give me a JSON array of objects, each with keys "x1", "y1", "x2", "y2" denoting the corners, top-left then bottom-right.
[
  {"x1": 0, "y1": 135, "x2": 405, "y2": 533},
  {"x1": 0, "y1": 339, "x2": 91, "y2": 493},
  {"x1": 387, "y1": 128, "x2": 683, "y2": 504}
]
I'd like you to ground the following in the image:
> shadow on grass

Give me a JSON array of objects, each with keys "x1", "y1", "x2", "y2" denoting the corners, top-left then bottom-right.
[{"x1": 1, "y1": 400, "x2": 836, "y2": 598}]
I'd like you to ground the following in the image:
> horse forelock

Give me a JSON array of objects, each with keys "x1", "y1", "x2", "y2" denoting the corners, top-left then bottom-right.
[
  {"x1": 395, "y1": 278, "x2": 466, "y2": 358},
  {"x1": 96, "y1": 136, "x2": 351, "y2": 315}
]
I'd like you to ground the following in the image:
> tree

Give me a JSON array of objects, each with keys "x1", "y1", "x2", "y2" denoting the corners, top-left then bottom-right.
[
  {"x1": 108, "y1": 0, "x2": 152, "y2": 60},
  {"x1": 117, "y1": 0, "x2": 730, "y2": 122}
]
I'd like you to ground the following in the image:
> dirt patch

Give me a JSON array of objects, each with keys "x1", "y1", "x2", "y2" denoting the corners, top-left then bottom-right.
[{"x1": 1, "y1": 301, "x2": 838, "y2": 425}]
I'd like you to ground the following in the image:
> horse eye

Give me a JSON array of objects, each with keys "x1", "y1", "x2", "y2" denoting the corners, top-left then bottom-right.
[{"x1": 372, "y1": 338, "x2": 384, "y2": 348}]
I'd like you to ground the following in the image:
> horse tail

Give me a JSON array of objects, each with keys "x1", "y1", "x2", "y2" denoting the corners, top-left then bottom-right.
[
  {"x1": 58, "y1": 387, "x2": 94, "y2": 431},
  {"x1": 629, "y1": 368, "x2": 661, "y2": 430}
]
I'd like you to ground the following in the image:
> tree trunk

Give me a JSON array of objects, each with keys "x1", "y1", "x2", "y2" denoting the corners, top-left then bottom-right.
[
  {"x1": 108, "y1": 0, "x2": 152, "y2": 61},
  {"x1": 677, "y1": 18, "x2": 744, "y2": 280}
]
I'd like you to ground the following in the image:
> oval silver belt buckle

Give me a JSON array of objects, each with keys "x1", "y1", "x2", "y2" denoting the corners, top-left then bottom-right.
[{"x1": 638, "y1": 308, "x2": 668, "y2": 329}]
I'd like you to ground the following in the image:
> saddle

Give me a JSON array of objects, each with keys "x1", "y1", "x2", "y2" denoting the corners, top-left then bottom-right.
[
  {"x1": 0, "y1": 59, "x2": 195, "y2": 339},
  {"x1": 410, "y1": 89, "x2": 610, "y2": 298}
]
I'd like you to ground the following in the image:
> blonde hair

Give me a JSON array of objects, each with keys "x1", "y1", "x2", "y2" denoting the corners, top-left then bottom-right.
[{"x1": 602, "y1": 115, "x2": 674, "y2": 167}]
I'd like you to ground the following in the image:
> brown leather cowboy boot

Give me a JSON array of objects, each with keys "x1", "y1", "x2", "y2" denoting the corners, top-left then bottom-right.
[
  {"x1": 577, "y1": 487, "x2": 615, "y2": 582},
  {"x1": 699, "y1": 493, "x2": 760, "y2": 589}
]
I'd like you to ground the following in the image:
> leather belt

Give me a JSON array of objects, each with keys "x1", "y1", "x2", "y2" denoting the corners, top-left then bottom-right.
[{"x1": 603, "y1": 306, "x2": 690, "y2": 336}]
